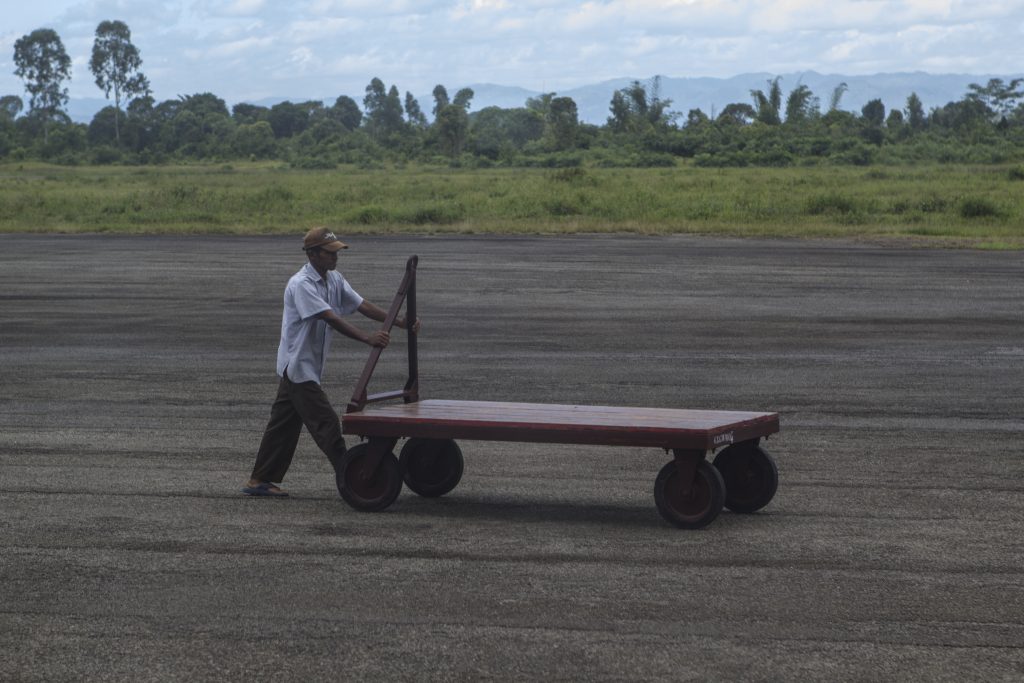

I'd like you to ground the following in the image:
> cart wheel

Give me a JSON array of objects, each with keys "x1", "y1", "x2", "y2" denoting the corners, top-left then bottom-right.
[
  {"x1": 399, "y1": 438, "x2": 464, "y2": 498},
  {"x1": 713, "y1": 443, "x2": 778, "y2": 513},
  {"x1": 654, "y1": 459, "x2": 725, "y2": 529},
  {"x1": 337, "y1": 443, "x2": 402, "y2": 511}
]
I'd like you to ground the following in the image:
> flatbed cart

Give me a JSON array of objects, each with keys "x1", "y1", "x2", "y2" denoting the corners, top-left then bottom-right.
[{"x1": 337, "y1": 257, "x2": 780, "y2": 529}]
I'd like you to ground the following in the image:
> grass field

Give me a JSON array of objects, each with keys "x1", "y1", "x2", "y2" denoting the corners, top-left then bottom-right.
[{"x1": 2, "y1": 161, "x2": 1023, "y2": 248}]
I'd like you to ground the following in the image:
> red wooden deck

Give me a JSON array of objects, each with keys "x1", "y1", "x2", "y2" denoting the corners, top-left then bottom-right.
[{"x1": 342, "y1": 399, "x2": 779, "y2": 451}]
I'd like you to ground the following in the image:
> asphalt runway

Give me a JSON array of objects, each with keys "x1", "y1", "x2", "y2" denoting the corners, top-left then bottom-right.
[{"x1": 2, "y1": 234, "x2": 1022, "y2": 681}]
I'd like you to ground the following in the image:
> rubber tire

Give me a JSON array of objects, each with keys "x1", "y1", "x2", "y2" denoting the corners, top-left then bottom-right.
[
  {"x1": 654, "y1": 459, "x2": 725, "y2": 529},
  {"x1": 713, "y1": 443, "x2": 779, "y2": 514},
  {"x1": 336, "y1": 443, "x2": 402, "y2": 511},
  {"x1": 399, "y1": 438, "x2": 464, "y2": 498}
]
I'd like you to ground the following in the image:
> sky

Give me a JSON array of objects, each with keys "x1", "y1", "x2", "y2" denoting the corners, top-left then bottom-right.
[{"x1": 2, "y1": 0, "x2": 1024, "y2": 106}]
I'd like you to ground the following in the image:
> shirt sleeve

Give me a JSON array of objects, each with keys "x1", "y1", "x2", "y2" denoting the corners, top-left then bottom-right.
[
  {"x1": 292, "y1": 279, "x2": 332, "y2": 320},
  {"x1": 336, "y1": 277, "x2": 364, "y2": 316}
]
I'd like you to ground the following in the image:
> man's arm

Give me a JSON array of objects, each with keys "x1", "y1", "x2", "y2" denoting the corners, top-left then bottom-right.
[
  {"x1": 316, "y1": 309, "x2": 390, "y2": 347},
  {"x1": 357, "y1": 300, "x2": 421, "y2": 333}
]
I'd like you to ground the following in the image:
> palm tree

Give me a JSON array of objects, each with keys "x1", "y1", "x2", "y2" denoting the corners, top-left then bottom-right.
[
  {"x1": 828, "y1": 82, "x2": 848, "y2": 112},
  {"x1": 784, "y1": 84, "x2": 818, "y2": 124},
  {"x1": 750, "y1": 77, "x2": 782, "y2": 125}
]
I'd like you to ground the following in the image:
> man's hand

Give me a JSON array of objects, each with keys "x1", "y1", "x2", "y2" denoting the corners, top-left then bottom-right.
[
  {"x1": 366, "y1": 330, "x2": 390, "y2": 348},
  {"x1": 398, "y1": 316, "x2": 422, "y2": 334}
]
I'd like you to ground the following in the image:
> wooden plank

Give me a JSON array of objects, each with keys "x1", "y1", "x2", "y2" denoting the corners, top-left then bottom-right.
[
  {"x1": 342, "y1": 399, "x2": 779, "y2": 451},
  {"x1": 346, "y1": 400, "x2": 774, "y2": 431}
]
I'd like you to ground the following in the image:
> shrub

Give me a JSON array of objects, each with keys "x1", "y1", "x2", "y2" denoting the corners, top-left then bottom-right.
[
  {"x1": 404, "y1": 202, "x2": 466, "y2": 225},
  {"x1": 352, "y1": 205, "x2": 390, "y2": 224},
  {"x1": 806, "y1": 193, "x2": 859, "y2": 215},
  {"x1": 632, "y1": 152, "x2": 677, "y2": 167},
  {"x1": 90, "y1": 146, "x2": 122, "y2": 165},
  {"x1": 959, "y1": 197, "x2": 1001, "y2": 219},
  {"x1": 917, "y1": 196, "x2": 948, "y2": 213},
  {"x1": 543, "y1": 198, "x2": 582, "y2": 216},
  {"x1": 830, "y1": 143, "x2": 876, "y2": 166},
  {"x1": 253, "y1": 186, "x2": 295, "y2": 208},
  {"x1": 692, "y1": 151, "x2": 749, "y2": 167},
  {"x1": 751, "y1": 148, "x2": 794, "y2": 167},
  {"x1": 549, "y1": 167, "x2": 594, "y2": 184},
  {"x1": 520, "y1": 153, "x2": 582, "y2": 168},
  {"x1": 291, "y1": 156, "x2": 336, "y2": 170}
]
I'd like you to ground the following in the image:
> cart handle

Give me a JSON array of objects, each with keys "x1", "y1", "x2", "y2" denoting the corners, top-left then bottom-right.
[{"x1": 345, "y1": 255, "x2": 419, "y2": 414}]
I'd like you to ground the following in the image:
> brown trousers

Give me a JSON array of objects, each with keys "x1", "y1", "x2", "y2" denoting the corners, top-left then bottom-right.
[{"x1": 250, "y1": 372, "x2": 347, "y2": 483}]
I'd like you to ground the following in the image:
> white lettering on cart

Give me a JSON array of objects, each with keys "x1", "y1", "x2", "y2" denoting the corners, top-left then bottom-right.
[{"x1": 713, "y1": 431, "x2": 734, "y2": 446}]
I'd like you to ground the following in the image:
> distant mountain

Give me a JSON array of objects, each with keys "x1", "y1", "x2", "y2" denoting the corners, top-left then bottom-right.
[{"x1": 62, "y1": 72, "x2": 1022, "y2": 125}]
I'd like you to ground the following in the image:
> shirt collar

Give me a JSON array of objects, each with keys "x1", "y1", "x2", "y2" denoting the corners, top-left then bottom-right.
[{"x1": 302, "y1": 262, "x2": 327, "y2": 284}]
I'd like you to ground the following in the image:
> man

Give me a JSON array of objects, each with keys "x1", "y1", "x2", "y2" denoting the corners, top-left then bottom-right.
[{"x1": 242, "y1": 227, "x2": 420, "y2": 497}]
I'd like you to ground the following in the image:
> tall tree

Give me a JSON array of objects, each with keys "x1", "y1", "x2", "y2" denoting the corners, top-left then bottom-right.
[
  {"x1": 965, "y1": 78, "x2": 1024, "y2": 120},
  {"x1": 89, "y1": 20, "x2": 150, "y2": 144},
  {"x1": 685, "y1": 108, "x2": 710, "y2": 127},
  {"x1": 404, "y1": 92, "x2": 426, "y2": 127},
  {"x1": 606, "y1": 78, "x2": 674, "y2": 133},
  {"x1": 267, "y1": 101, "x2": 309, "y2": 138},
  {"x1": 330, "y1": 95, "x2": 362, "y2": 131},
  {"x1": 607, "y1": 90, "x2": 631, "y2": 132},
  {"x1": 861, "y1": 99, "x2": 885, "y2": 127},
  {"x1": 13, "y1": 28, "x2": 72, "y2": 143},
  {"x1": 435, "y1": 105, "x2": 468, "y2": 157},
  {"x1": 432, "y1": 85, "x2": 449, "y2": 117},
  {"x1": 526, "y1": 92, "x2": 555, "y2": 117},
  {"x1": 363, "y1": 78, "x2": 405, "y2": 142},
  {"x1": 885, "y1": 108, "x2": 905, "y2": 134},
  {"x1": 433, "y1": 84, "x2": 473, "y2": 157},
  {"x1": 452, "y1": 87, "x2": 474, "y2": 110},
  {"x1": 546, "y1": 96, "x2": 579, "y2": 150},
  {"x1": 905, "y1": 92, "x2": 926, "y2": 132}
]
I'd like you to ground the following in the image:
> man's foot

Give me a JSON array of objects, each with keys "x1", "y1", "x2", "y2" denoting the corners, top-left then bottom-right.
[{"x1": 241, "y1": 480, "x2": 289, "y2": 497}]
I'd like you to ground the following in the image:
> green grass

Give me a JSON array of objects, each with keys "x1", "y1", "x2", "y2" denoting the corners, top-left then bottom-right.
[{"x1": 1, "y1": 161, "x2": 1022, "y2": 248}]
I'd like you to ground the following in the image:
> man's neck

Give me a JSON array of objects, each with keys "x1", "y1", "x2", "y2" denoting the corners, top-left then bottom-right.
[{"x1": 309, "y1": 262, "x2": 328, "y2": 281}]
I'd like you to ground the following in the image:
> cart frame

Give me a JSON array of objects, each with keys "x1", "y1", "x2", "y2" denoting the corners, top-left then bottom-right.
[{"x1": 338, "y1": 256, "x2": 780, "y2": 529}]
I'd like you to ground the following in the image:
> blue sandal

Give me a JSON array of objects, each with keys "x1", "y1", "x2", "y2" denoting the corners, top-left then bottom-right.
[{"x1": 241, "y1": 482, "x2": 289, "y2": 497}]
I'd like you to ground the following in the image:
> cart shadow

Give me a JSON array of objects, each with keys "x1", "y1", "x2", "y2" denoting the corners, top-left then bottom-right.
[{"x1": 387, "y1": 493, "x2": 672, "y2": 530}]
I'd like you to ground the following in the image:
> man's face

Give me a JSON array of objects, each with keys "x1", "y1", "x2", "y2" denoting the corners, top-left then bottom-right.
[{"x1": 308, "y1": 247, "x2": 338, "y2": 272}]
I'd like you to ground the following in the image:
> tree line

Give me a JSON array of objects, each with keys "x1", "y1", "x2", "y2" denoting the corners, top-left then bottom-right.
[{"x1": 4, "y1": 23, "x2": 1024, "y2": 168}]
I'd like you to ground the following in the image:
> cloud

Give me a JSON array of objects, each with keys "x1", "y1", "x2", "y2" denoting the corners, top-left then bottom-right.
[
  {"x1": 223, "y1": 0, "x2": 266, "y2": 15},
  {"x1": 286, "y1": 17, "x2": 363, "y2": 41},
  {"x1": 206, "y1": 35, "x2": 275, "y2": 58},
  {"x1": 3, "y1": 0, "x2": 1024, "y2": 105},
  {"x1": 305, "y1": 0, "x2": 441, "y2": 15}
]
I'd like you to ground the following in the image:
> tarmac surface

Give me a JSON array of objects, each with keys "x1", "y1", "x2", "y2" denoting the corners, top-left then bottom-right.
[{"x1": 1, "y1": 233, "x2": 1022, "y2": 681}]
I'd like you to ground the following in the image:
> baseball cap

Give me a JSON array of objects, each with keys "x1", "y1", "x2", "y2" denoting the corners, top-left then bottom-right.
[{"x1": 302, "y1": 227, "x2": 348, "y2": 252}]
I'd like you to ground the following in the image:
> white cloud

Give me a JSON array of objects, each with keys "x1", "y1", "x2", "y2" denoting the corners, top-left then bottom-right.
[
  {"x1": 206, "y1": 35, "x2": 275, "y2": 58},
  {"x1": 289, "y1": 46, "x2": 315, "y2": 69},
  {"x1": 224, "y1": 0, "x2": 266, "y2": 14},
  {"x1": 325, "y1": 51, "x2": 385, "y2": 76},
  {"x1": 3, "y1": 0, "x2": 1024, "y2": 104},
  {"x1": 286, "y1": 17, "x2": 362, "y2": 41}
]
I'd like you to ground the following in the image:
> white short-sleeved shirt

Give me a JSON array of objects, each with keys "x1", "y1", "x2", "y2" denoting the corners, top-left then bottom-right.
[{"x1": 276, "y1": 263, "x2": 363, "y2": 384}]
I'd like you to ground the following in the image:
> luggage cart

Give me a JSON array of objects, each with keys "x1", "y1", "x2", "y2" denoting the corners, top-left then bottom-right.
[{"x1": 338, "y1": 257, "x2": 780, "y2": 529}]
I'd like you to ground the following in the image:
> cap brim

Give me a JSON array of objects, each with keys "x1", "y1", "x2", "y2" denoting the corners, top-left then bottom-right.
[{"x1": 320, "y1": 240, "x2": 348, "y2": 252}]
